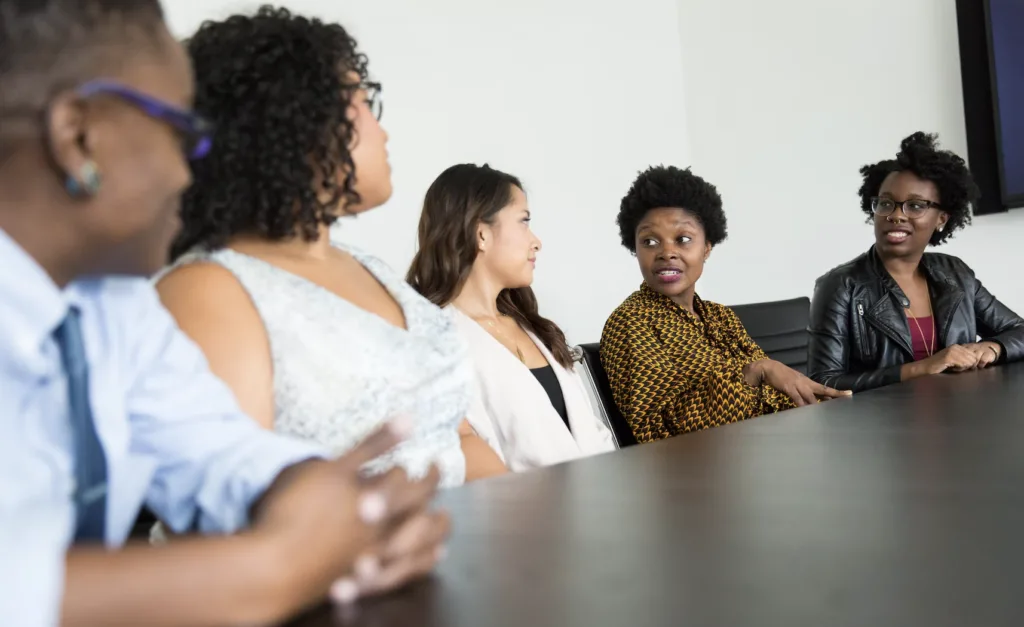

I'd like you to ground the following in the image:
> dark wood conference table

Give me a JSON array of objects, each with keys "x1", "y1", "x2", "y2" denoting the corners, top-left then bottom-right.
[{"x1": 287, "y1": 363, "x2": 1024, "y2": 627}]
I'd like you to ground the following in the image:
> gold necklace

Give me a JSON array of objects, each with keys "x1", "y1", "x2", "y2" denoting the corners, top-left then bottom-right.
[
  {"x1": 459, "y1": 308, "x2": 526, "y2": 364},
  {"x1": 905, "y1": 302, "x2": 936, "y2": 357}
]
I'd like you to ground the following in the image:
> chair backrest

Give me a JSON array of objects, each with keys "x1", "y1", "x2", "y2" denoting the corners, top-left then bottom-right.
[
  {"x1": 728, "y1": 297, "x2": 811, "y2": 374},
  {"x1": 572, "y1": 343, "x2": 638, "y2": 447}
]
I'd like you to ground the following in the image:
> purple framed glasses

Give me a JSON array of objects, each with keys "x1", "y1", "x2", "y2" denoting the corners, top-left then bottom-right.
[{"x1": 76, "y1": 80, "x2": 214, "y2": 160}]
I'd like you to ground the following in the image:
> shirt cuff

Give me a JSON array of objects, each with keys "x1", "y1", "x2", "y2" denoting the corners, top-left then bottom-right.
[{"x1": 195, "y1": 431, "x2": 327, "y2": 534}]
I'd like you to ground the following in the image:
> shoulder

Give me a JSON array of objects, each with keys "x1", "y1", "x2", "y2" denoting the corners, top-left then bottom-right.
[
  {"x1": 812, "y1": 252, "x2": 872, "y2": 299},
  {"x1": 702, "y1": 299, "x2": 743, "y2": 327},
  {"x1": 70, "y1": 276, "x2": 167, "y2": 324},
  {"x1": 604, "y1": 290, "x2": 646, "y2": 329},
  {"x1": 156, "y1": 261, "x2": 253, "y2": 311},
  {"x1": 154, "y1": 262, "x2": 265, "y2": 342},
  {"x1": 922, "y1": 251, "x2": 975, "y2": 280}
]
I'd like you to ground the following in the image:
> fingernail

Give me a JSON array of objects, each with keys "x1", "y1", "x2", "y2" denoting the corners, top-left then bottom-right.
[
  {"x1": 435, "y1": 545, "x2": 448, "y2": 562},
  {"x1": 330, "y1": 578, "x2": 359, "y2": 605},
  {"x1": 388, "y1": 415, "x2": 414, "y2": 439},
  {"x1": 354, "y1": 554, "x2": 380, "y2": 583},
  {"x1": 358, "y1": 492, "x2": 387, "y2": 524}
]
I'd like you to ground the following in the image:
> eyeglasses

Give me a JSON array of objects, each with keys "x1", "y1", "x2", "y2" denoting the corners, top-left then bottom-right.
[
  {"x1": 870, "y1": 197, "x2": 942, "y2": 219},
  {"x1": 76, "y1": 80, "x2": 214, "y2": 160},
  {"x1": 362, "y1": 81, "x2": 383, "y2": 121}
]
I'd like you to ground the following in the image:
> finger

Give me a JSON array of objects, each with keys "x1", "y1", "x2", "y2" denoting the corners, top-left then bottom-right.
[
  {"x1": 381, "y1": 510, "x2": 451, "y2": 564},
  {"x1": 357, "y1": 544, "x2": 446, "y2": 599},
  {"x1": 364, "y1": 465, "x2": 441, "y2": 527},
  {"x1": 336, "y1": 418, "x2": 413, "y2": 471},
  {"x1": 817, "y1": 387, "x2": 852, "y2": 399},
  {"x1": 787, "y1": 389, "x2": 808, "y2": 407},
  {"x1": 793, "y1": 386, "x2": 816, "y2": 406}
]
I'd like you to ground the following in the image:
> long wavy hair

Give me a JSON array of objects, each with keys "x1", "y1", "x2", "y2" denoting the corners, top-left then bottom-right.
[{"x1": 407, "y1": 164, "x2": 573, "y2": 369}]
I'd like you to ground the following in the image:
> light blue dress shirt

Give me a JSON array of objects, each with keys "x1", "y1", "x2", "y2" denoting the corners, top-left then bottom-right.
[{"x1": 0, "y1": 228, "x2": 325, "y2": 626}]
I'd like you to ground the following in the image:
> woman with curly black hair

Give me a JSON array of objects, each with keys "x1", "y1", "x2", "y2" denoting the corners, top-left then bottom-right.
[
  {"x1": 600, "y1": 166, "x2": 847, "y2": 444},
  {"x1": 156, "y1": 6, "x2": 506, "y2": 486},
  {"x1": 808, "y1": 132, "x2": 1024, "y2": 393}
]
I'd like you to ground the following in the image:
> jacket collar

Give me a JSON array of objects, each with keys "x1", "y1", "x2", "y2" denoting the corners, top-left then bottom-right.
[{"x1": 863, "y1": 245, "x2": 965, "y2": 353}]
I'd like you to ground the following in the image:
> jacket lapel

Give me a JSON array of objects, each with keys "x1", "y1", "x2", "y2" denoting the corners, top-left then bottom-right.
[
  {"x1": 865, "y1": 248, "x2": 914, "y2": 358},
  {"x1": 920, "y1": 257, "x2": 966, "y2": 347}
]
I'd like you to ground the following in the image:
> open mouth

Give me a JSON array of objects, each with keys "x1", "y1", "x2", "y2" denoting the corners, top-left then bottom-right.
[
  {"x1": 653, "y1": 267, "x2": 683, "y2": 283},
  {"x1": 884, "y1": 229, "x2": 912, "y2": 245}
]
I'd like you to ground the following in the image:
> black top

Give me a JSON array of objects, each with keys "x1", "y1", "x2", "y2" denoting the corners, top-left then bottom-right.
[
  {"x1": 287, "y1": 363, "x2": 1024, "y2": 627},
  {"x1": 808, "y1": 245, "x2": 1024, "y2": 393},
  {"x1": 530, "y1": 365, "x2": 570, "y2": 432}
]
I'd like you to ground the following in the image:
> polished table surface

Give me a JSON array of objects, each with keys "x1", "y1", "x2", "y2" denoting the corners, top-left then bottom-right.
[{"x1": 288, "y1": 364, "x2": 1024, "y2": 627}]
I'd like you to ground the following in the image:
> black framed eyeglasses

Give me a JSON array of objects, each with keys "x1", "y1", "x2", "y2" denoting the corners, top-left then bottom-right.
[
  {"x1": 76, "y1": 80, "x2": 214, "y2": 160},
  {"x1": 362, "y1": 81, "x2": 383, "y2": 121},
  {"x1": 870, "y1": 196, "x2": 941, "y2": 219}
]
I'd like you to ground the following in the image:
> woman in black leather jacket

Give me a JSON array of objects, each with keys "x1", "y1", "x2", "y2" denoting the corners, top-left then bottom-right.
[{"x1": 808, "y1": 132, "x2": 1024, "y2": 393}]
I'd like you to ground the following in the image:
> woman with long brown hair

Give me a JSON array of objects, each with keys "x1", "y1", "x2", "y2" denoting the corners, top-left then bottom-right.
[{"x1": 408, "y1": 164, "x2": 616, "y2": 471}]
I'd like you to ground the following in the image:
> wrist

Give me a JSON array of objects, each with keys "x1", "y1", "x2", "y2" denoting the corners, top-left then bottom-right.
[
  {"x1": 986, "y1": 342, "x2": 1002, "y2": 360},
  {"x1": 900, "y1": 360, "x2": 924, "y2": 381},
  {"x1": 743, "y1": 359, "x2": 770, "y2": 387},
  {"x1": 244, "y1": 530, "x2": 310, "y2": 624}
]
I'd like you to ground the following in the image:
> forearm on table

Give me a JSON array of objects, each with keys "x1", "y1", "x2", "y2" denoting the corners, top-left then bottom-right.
[
  {"x1": 900, "y1": 361, "x2": 926, "y2": 382},
  {"x1": 62, "y1": 534, "x2": 299, "y2": 627}
]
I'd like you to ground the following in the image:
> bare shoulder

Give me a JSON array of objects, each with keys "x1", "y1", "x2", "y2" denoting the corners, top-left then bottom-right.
[{"x1": 155, "y1": 262, "x2": 263, "y2": 336}]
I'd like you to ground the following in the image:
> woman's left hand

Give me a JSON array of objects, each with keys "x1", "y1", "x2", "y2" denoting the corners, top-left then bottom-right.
[
  {"x1": 964, "y1": 341, "x2": 1002, "y2": 369},
  {"x1": 759, "y1": 360, "x2": 852, "y2": 407}
]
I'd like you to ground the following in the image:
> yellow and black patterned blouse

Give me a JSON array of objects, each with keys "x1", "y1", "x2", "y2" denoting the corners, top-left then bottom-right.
[{"x1": 600, "y1": 284, "x2": 795, "y2": 443}]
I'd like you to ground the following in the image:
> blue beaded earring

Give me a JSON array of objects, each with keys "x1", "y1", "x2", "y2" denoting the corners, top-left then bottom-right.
[{"x1": 65, "y1": 160, "x2": 102, "y2": 197}]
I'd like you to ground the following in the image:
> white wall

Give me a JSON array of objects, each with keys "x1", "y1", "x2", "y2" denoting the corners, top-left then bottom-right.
[
  {"x1": 675, "y1": 0, "x2": 1024, "y2": 314},
  {"x1": 165, "y1": 0, "x2": 1023, "y2": 343},
  {"x1": 165, "y1": 0, "x2": 692, "y2": 344}
]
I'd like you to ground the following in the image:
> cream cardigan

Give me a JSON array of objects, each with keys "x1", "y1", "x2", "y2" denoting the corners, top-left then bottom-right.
[{"x1": 450, "y1": 308, "x2": 615, "y2": 472}]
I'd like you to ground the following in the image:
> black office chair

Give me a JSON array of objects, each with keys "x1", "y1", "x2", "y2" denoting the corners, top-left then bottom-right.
[
  {"x1": 573, "y1": 343, "x2": 638, "y2": 447},
  {"x1": 729, "y1": 297, "x2": 811, "y2": 374}
]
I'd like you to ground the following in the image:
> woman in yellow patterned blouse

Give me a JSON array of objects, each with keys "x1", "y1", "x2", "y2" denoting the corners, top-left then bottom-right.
[{"x1": 601, "y1": 166, "x2": 850, "y2": 443}]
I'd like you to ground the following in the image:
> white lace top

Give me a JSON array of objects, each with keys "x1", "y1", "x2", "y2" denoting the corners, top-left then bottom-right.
[{"x1": 168, "y1": 243, "x2": 470, "y2": 488}]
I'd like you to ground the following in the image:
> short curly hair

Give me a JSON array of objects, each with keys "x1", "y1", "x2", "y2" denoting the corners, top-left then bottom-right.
[
  {"x1": 617, "y1": 165, "x2": 728, "y2": 253},
  {"x1": 170, "y1": 5, "x2": 369, "y2": 260},
  {"x1": 858, "y1": 132, "x2": 980, "y2": 246}
]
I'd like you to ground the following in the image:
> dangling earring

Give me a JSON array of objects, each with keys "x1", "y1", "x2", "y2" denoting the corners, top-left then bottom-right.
[
  {"x1": 938, "y1": 225, "x2": 945, "y2": 232},
  {"x1": 65, "y1": 160, "x2": 102, "y2": 197}
]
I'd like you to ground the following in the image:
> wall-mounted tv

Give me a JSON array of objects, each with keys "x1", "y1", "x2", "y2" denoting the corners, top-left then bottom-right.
[{"x1": 986, "y1": 0, "x2": 1024, "y2": 207}]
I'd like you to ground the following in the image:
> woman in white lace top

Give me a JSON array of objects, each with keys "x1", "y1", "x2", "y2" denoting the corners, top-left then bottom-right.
[{"x1": 156, "y1": 8, "x2": 506, "y2": 486}]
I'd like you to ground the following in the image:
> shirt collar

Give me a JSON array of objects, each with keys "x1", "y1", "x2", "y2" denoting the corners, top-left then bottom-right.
[
  {"x1": 638, "y1": 282, "x2": 705, "y2": 318},
  {"x1": 0, "y1": 227, "x2": 71, "y2": 357}
]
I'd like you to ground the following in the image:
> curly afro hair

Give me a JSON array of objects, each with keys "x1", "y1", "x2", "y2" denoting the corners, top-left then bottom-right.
[
  {"x1": 170, "y1": 5, "x2": 370, "y2": 260},
  {"x1": 858, "y1": 132, "x2": 980, "y2": 246},
  {"x1": 617, "y1": 165, "x2": 728, "y2": 253}
]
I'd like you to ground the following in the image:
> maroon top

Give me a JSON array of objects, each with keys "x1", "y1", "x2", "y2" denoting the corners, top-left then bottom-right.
[{"x1": 908, "y1": 316, "x2": 936, "y2": 361}]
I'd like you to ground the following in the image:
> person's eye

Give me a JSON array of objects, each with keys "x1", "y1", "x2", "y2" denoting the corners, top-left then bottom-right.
[
  {"x1": 907, "y1": 201, "x2": 928, "y2": 212},
  {"x1": 641, "y1": 238, "x2": 657, "y2": 247},
  {"x1": 678, "y1": 236, "x2": 692, "y2": 244}
]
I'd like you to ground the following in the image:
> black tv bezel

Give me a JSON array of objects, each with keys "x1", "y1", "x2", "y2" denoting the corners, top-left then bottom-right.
[{"x1": 984, "y1": 0, "x2": 1024, "y2": 208}]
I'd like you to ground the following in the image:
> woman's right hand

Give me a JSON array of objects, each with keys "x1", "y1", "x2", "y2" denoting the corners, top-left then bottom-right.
[
  {"x1": 918, "y1": 344, "x2": 981, "y2": 375},
  {"x1": 252, "y1": 420, "x2": 449, "y2": 615}
]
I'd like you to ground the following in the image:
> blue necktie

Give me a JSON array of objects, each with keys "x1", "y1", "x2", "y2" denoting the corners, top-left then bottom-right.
[{"x1": 54, "y1": 307, "x2": 108, "y2": 543}]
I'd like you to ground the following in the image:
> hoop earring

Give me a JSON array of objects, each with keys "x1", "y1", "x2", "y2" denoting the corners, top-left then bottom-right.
[{"x1": 65, "y1": 160, "x2": 102, "y2": 197}]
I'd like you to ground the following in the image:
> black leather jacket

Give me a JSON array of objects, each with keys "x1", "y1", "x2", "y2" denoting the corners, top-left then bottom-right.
[{"x1": 808, "y1": 246, "x2": 1024, "y2": 393}]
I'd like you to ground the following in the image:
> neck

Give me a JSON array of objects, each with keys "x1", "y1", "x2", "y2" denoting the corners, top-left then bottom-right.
[
  {"x1": 451, "y1": 266, "x2": 505, "y2": 320},
  {"x1": 670, "y1": 287, "x2": 697, "y2": 314},
  {"x1": 230, "y1": 223, "x2": 335, "y2": 260},
  {"x1": 0, "y1": 169, "x2": 87, "y2": 288},
  {"x1": 879, "y1": 249, "x2": 925, "y2": 282}
]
